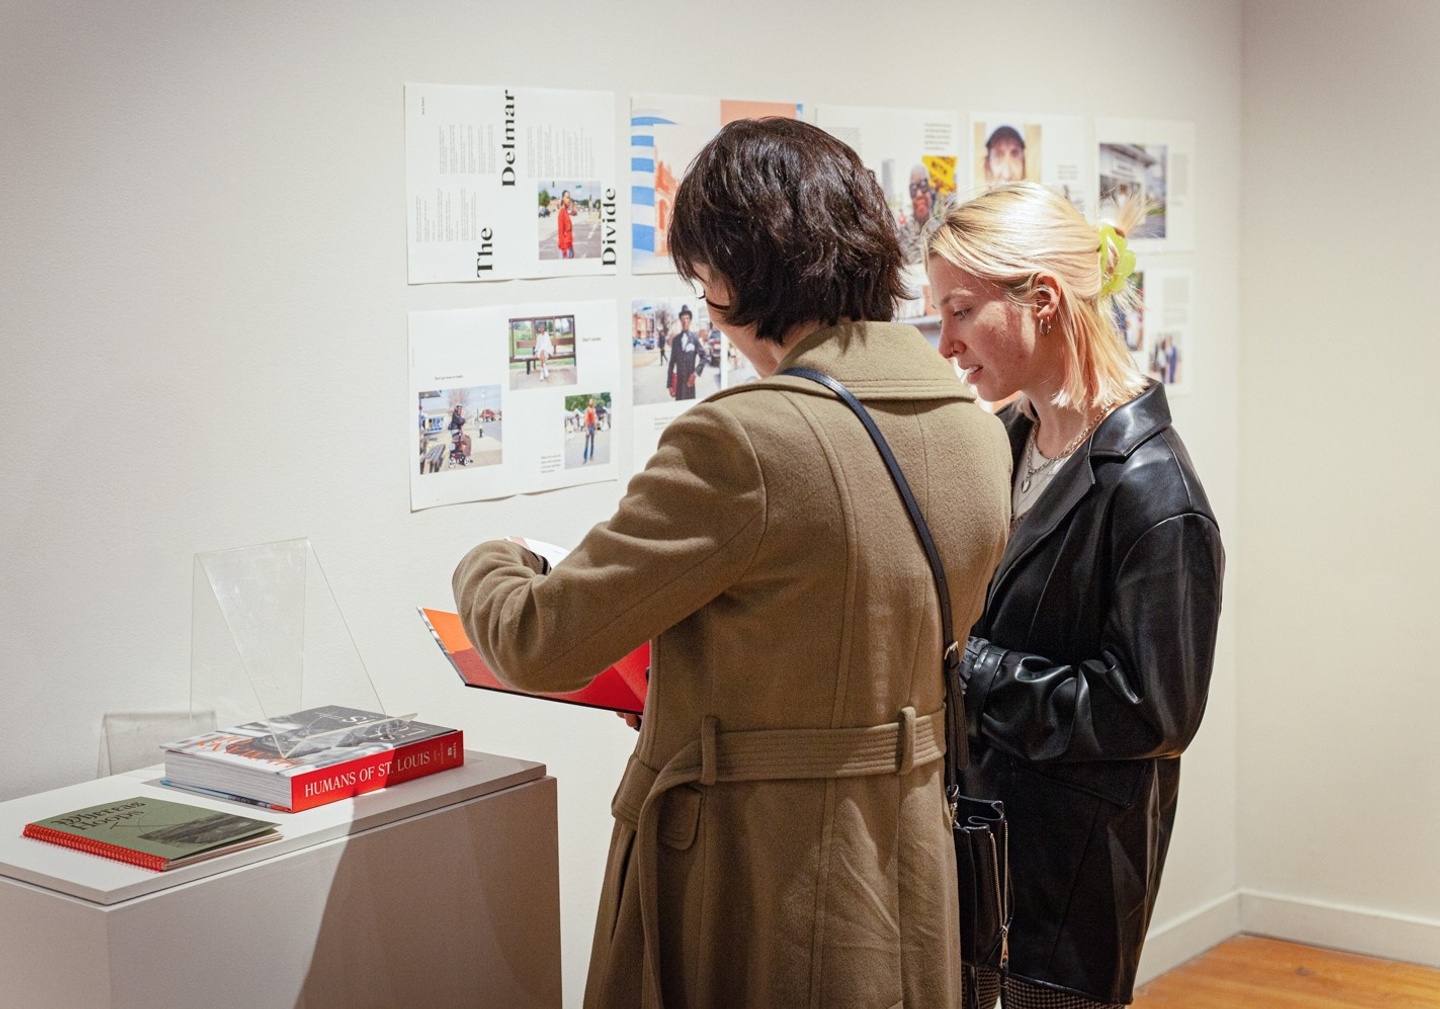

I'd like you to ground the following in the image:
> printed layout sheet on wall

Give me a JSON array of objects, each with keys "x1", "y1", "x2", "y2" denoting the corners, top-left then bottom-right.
[
  {"x1": 813, "y1": 105, "x2": 961, "y2": 336},
  {"x1": 410, "y1": 300, "x2": 622, "y2": 509},
  {"x1": 1113, "y1": 265, "x2": 1194, "y2": 395},
  {"x1": 1095, "y1": 118, "x2": 1195, "y2": 252},
  {"x1": 628, "y1": 296, "x2": 758, "y2": 468},
  {"x1": 405, "y1": 84, "x2": 619, "y2": 283},
  {"x1": 967, "y1": 112, "x2": 1096, "y2": 215},
  {"x1": 630, "y1": 95, "x2": 806, "y2": 275}
]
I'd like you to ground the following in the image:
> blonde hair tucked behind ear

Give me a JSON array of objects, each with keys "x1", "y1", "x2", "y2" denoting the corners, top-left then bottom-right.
[{"x1": 926, "y1": 181, "x2": 1149, "y2": 413}]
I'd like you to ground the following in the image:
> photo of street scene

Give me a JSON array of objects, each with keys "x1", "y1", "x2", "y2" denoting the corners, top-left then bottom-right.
[
  {"x1": 509, "y1": 314, "x2": 578, "y2": 390},
  {"x1": 418, "y1": 386, "x2": 502, "y2": 474},
  {"x1": 631, "y1": 298, "x2": 722, "y2": 407},
  {"x1": 538, "y1": 180, "x2": 604, "y2": 261},
  {"x1": 1099, "y1": 142, "x2": 1167, "y2": 238},
  {"x1": 563, "y1": 392, "x2": 612, "y2": 469}
]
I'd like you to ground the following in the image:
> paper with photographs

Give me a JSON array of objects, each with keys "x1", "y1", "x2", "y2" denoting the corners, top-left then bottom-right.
[
  {"x1": 630, "y1": 94, "x2": 806, "y2": 275},
  {"x1": 1115, "y1": 265, "x2": 1194, "y2": 394},
  {"x1": 410, "y1": 300, "x2": 622, "y2": 509},
  {"x1": 968, "y1": 113, "x2": 1096, "y2": 214},
  {"x1": 405, "y1": 84, "x2": 619, "y2": 283},
  {"x1": 813, "y1": 104, "x2": 962, "y2": 331},
  {"x1": 1095, "y1": 118, "x2": 1195, "y2": 252}
]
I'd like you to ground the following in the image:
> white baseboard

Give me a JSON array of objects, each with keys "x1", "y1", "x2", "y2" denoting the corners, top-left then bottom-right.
[
  {"x1": 1137, "y1": 891, "x2": 1242, "y2": 985},
  {"x1": 1136, "y1": 889, "x2": 1440, "y2": 984},
  {"x1": 1239, "y1": 890, "x2": 1440, "y2": 969}
]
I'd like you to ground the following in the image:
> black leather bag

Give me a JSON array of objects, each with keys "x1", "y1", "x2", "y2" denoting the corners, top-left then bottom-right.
[
  {"x1": 782, "y1": 368, "x2": 1011, "y2": 1007},
  {"x1": 952, "y1": 792, "x2": 1010, "y2": 1004}
]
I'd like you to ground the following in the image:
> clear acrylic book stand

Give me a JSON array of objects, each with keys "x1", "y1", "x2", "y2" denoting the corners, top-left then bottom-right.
[{"x1": 189, "y1": 538, "x2": 399, "y2": 758}]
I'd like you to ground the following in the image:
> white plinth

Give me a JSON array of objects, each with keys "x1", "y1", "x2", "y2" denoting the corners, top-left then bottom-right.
[{"x1": 0, "y1": 752, "x2": 562, "y2": 1009}]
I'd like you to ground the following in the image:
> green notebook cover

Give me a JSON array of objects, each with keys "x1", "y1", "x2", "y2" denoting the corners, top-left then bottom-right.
[{"x1": 23, "y1": 795, "x2": 279, "y2": 871}]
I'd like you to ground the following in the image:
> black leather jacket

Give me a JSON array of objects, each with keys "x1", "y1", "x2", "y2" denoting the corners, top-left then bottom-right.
[{"x1": 960, "y1": 383, "x2": 1224, "y2": 1004}]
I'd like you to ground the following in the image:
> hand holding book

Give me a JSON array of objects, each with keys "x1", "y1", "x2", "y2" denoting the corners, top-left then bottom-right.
[{"x1": 505, "y1": 536, "x2": 570, "y2": 574}]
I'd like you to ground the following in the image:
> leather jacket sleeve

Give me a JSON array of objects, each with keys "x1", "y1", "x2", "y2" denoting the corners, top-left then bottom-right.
[{"x1": 962, "y1": 511, "x2": 1224, "y2": 763}]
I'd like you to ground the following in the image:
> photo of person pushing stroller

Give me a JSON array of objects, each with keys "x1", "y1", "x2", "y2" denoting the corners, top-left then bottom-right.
[
  {"x1": 418, "y1": 386, "x2": 502, "y2": 475},
  {"x1": 448, "y1": 404, "x2": 474, "y2": 467}
]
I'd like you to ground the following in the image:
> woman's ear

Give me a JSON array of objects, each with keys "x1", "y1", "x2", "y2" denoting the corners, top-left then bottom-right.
[{"x1": 1032, "y1": 272, "x2": 1062, "y2": 322}]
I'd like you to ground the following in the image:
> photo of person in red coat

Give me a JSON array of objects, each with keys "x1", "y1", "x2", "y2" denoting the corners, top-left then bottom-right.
[
  {"x1": 556, "y1": 189, "x2": 574, "y2": 259},
  {"x1": 538, "y1": 179, "x2": 599, "y2": 260}
]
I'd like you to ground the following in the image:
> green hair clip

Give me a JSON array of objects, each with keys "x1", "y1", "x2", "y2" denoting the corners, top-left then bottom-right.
[{"x1": 1097, "y1": 224, "x2": 1136, "y2": 297}]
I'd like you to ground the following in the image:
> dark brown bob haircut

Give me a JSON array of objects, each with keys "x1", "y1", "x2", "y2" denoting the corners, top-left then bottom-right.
[{"x1": 667, "y1": 118, "x2": 907, "y2": 343}]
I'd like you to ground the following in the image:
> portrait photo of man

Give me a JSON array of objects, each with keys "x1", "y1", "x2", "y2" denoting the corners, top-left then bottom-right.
[
  {"x1": 897, "y1": 163, "x2": 936, "y2": 265},
  {"x1": 971, "y1": 119, "x2": 1050, "y2": 195},
  {"x1": 983, "y1": 124, "x2": 1027, "y2": 184}
]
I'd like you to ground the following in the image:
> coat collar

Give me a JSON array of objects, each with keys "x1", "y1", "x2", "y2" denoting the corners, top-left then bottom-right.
[
  {"x1": 712, "y1": 321, "x2": 976, "y2": 404},
  {"x1": 988, "y1": 382, "x2": 1170, "y2": 604}
]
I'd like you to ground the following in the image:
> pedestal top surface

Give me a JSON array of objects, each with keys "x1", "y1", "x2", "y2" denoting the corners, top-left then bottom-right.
[{"x1": 0, "y1": 750, "x2": 545, "y2": 905}]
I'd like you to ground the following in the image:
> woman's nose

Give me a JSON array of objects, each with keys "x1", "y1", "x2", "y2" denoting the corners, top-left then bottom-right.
[{"x1": 938, "y1": 328, "x2": 962, "y2": 359}]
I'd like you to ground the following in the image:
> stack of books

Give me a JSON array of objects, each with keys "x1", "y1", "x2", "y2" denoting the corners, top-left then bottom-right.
[
  {"x1": 160, "y1": 705, "x2": 464, "y2": 812},
  {"x1": 23, "y1": 796, "x2": 280, "y2": 871}
]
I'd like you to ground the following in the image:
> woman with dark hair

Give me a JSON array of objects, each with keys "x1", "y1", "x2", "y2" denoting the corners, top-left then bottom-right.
[{"x1": 453, "y1": 117, "x2": 1011, "y2": 1008}]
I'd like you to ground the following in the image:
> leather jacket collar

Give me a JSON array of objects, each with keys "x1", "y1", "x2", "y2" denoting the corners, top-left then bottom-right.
[
  {"x1": 991, "y1": 382, "x2": 1170, "y2": 605},
  {"x1": 1089, "y1": 381, "x2": 1171, "y2": 458}
]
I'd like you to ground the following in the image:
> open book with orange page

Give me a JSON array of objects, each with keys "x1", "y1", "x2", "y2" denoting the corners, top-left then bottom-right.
[
  {"x1": 420, "y1": 607, "x2": 649, "y2": 715},
  {"x1": 422, "y1": 537, "x2": 647, "y2": 715}
]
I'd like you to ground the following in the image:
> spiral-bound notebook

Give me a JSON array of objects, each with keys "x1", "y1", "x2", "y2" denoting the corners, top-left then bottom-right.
[
  {"x1": 23, "y1": 796, "x2": 279, "y2": 872},
  {"x1": 420, "y1": 607, "x2": 648, "y2": 716}
]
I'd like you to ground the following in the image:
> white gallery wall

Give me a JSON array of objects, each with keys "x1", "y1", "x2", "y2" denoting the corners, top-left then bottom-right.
[
  {"x1": 1237, "y1": 0, "x2": 1440, "y2": 965},
  {"x1": 0, "y1": 1, "x2": 1247, "y2": 1003}
]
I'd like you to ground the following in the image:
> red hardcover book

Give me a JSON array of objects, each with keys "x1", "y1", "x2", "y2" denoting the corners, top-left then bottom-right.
[
  {"x1": 161, "y1": 707, "x2": 465, "y2": 812},
  {"x1": 420, "y1": 607, "x2": 648, "y2": 716}
]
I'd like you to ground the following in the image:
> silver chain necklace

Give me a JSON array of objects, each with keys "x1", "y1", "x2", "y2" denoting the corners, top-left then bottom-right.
[{"x1": 1020, "y1": 417, "x2": 1096, "y2": 493}]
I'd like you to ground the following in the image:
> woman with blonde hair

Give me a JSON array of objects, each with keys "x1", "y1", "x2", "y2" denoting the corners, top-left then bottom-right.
[{"x1": 927, "y1": 181, "x2": 1225, "y2": 1009}]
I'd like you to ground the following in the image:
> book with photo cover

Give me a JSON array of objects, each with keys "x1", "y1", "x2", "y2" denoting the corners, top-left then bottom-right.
[
  {"x1": 22, "y1": 795, "x2": 280, "y2": 871},
  {"x1": 420, "y1": 607, "x2": 648, "y2": 716},
  {"x1": 161, "y1": 706, "x2": 465, "y2": 812}
]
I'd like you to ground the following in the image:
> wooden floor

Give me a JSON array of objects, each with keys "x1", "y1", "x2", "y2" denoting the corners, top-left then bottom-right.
[{"x1": 1132, "y1": 934, "x2": 1440, "y2": 1007}]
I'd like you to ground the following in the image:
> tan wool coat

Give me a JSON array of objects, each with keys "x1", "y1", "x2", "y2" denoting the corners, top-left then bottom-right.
[{"x1": 454, "y1": 322, "x2": 1012, "y2": 1008}]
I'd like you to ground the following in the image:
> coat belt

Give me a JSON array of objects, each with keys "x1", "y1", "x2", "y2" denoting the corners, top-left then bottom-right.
[{"x1": 614, "y1": 706, "x2": 947, "y2": 1008}]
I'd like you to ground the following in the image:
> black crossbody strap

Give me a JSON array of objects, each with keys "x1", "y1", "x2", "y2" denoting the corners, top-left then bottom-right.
[{"x1": 781, "y1": 367, "x2": 968, "y2": 778}]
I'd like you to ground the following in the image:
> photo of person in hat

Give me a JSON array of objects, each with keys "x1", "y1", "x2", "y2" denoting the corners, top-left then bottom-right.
[
  {"x1": 665, "y1": 303, "x2": 707, "y2": 401},
  {"x1": 984, "y1": 124, "x2": 1028, "y2": 184},
  {"x1": 631, "y1": 297, "x2": 718, "y2": 408}
]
